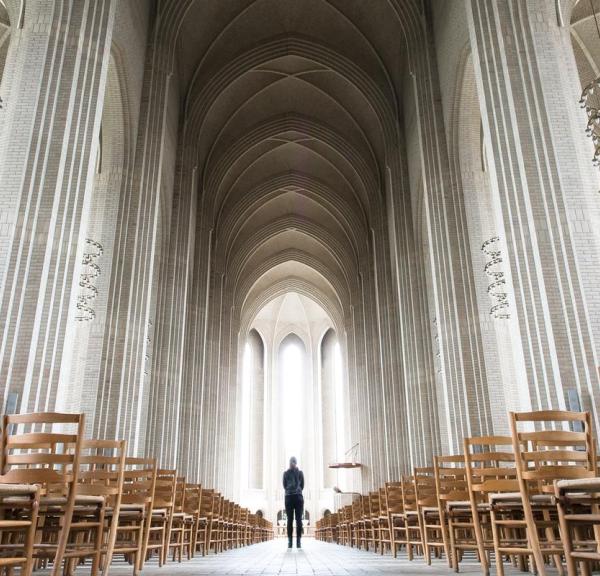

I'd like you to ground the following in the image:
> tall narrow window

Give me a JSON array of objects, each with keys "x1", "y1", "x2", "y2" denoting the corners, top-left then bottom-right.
[
  {"x1": 334, "y1": 341, "x2": 345, "y2": 461},
  {"x1": 242, "y1": 330, "x2": 265, "y2": 490},
  {"x1": 321, "y1": 329, "x2": 346, "y2": 488},
  {"x1": 279, "y1": 335, "x2": 305, "y2": 464}
]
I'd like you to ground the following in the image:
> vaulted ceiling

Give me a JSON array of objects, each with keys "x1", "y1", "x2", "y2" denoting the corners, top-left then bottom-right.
[{"x1": 168, "y1": 0, "x2": 417, "y2": 329}]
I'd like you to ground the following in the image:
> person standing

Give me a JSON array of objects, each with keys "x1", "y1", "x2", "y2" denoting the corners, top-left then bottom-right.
[{"x1": 283, "y1": 456, "x2": 304, "y2": 548}]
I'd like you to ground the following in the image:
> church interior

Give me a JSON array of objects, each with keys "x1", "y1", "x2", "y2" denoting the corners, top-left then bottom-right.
[{"x1": 2, "y1": 0, "x2": 600, "y2": 574}]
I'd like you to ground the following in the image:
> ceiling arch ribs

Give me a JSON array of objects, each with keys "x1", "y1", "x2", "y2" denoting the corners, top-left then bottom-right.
[
  {"x1": 215, "y1": 174, "x2": 366, "y2": 260},
  {"x1": 205, "y1": 114, "x2": 378, "y2": 219},
  {"x1": 224, "y1": 215, "x2": 355, "y2": 285},
  {"x1": 239, "y1": 278, "x2": 345, "y2": 338},
  {"x1": 235, "y1": 250, "x2": 351, "y2": 311}
]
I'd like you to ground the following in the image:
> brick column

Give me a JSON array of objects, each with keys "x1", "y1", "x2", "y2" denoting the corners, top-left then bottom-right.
[
  {"x1": 467, "y1": 0, "x2": 600, "y2": 422},
  {"x1": 0, "y1": 0, "x2": 116, "y2": 413}
]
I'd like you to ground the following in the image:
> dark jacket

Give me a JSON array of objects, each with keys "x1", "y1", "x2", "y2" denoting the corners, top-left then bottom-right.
[{"x1": 283, "y1": 468, "x2": 304, "y2": 496}]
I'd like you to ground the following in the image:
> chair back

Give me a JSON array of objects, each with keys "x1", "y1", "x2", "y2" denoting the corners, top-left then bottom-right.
[
  {"x1": 434, "y1": 454, "x2": 468, "y2": 508},
  {"x1": 199, "y1": 487, "x2": 215, "y2": 519},
  {"x1": 351, "y1": 494, "x2": 363, "y2": 521},
  {"x1": 77, "y1": 439, "x2": 126, "y2": 509},
  {"x1": 463, "y1": 435, "x2": 518, "y2": 502},
  {"x1": 510, "y1": 410, "x2": 596, "y2": 495},
  {"x1": 369, "y1": 490, "x2": 380, "y2": 518},
  {"x1": 401, "y1": 474, "x2": 418, "y2": 513},
  {"x1": 384, "y1": 481, "x2": 404, "y2": 515},
  {"x1": 122, "y1": 457, "x2": 157, "y2": 514},
  {"x1": 184, "y1": 483, "x2": 202, "y2": 516},
  {"x1": 174, "y1": 476, "x2": 186, "y2": 513},
  {"x1": 153, "y1": 469, "x2": 177, "y2": 512},
  {"x1": 0, "y1": 412, "x2": 85, "y2": 500},
  {"x1": 414, "y1": 466, "x2": 437, "y2": 509}
]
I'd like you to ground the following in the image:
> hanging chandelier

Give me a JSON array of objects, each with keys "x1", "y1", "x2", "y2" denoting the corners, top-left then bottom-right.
[{"x1": 580, "y1": 0, "x2": 600, "y2": 166}]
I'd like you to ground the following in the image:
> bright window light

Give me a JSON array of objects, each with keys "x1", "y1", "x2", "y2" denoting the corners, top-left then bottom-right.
[
  {"x1": 334, "y1": 341, "x2": 345, "y2": 461},
  {"x1": 281, "y1": 339, "x2": 303, "y2": 460},
  {"x1": 241, "y1": 342, "x2": 253, "y2": 488}
]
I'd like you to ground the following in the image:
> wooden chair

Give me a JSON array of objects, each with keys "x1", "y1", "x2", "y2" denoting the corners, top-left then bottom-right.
[
  {"x1": 207, "y1": 493, "x2": 223, "y2": 554},
  {"x1": 402, "y1": 473, "x2": 423, "y2": 560},
  {"x1": 168, "y1": 476, "x2": 188, "y2": 562},
  {"x1": 247, "y1": 513, "x2": 256, "y2": 546},
  {"x1": 358, "y1": 494, "x2": 370, "y2": 550},
  {"x1": 114, "y1": 457, "x2": 156, "y2": 575},
  {"x1": 0, "y1": 412, "x2": 85, "y2": 576},
  {"x1": 378, "y1": 486, "x2": 391, "y2": 555},
  {"x1": 338, "y1": 504, "x2": 352, "y2": 546},
  {"x1": 366, "y1": 491, "x2": 380, "y2": 552},
  {"x1": 0, "y1": 483, "x2": 40, "y2": 575},
  {"x1": 555, "y1": 476, "x2": 600, "y2": 575},
  {"x1": 434, "y1": 454, "x2": 470, "y2": 571},
  {"x1": 195, "y1": 488, "x2": 214, "y2": 556},
  {"x1": 75, "y1": 439, "x2": 126, "y2": 576},
  {"x1": 415, "y1": 466, "x2": 442, "y2": 564},
  {"x1": 385, "y1": 481, "x2": 406, "y2": 558},
  {"x1": 510, "y1": 410, "x2": 596, "y2": 576},
  {"x1": 463, "y1": 435, "x2": 519, "y2": 576},
  {"x1": 350, "y1": 496, "x2": 363, "y2": 548},
  {"x1": 183, "y1": 483, "x2": 201, "y2": 558},
  {"x1": 145, "y1": 469, "x2": 176, "y2": 566},
  {"x1": 237, "y1": 507, "x2": 248, "y2": 549}
]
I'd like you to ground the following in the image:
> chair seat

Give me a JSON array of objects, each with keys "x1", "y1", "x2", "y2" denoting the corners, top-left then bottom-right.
[
  {"x1": 556, "y1": 478, "x2": 600, "y2": 492},
  {"x1": 43, "y1": 495, "x2": 104, "y2": 506},
  {"x1": 489, "y1": 492, "x2": 552, "y2": 504},
  {"x1": 0, "y1": 484, "x2": 38, "y2": 496}
]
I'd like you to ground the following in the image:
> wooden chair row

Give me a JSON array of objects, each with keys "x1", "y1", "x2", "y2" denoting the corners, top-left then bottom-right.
[
  {"x1": 0, "y1": 412, "x2": 273, "y2": 576},
  {"x1": 317, "y1": 409, "x2": 600, "y2": 576}
]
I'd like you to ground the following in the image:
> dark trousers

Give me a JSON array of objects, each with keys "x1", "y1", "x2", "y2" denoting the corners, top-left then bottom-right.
[{"x1": 285, "y1": 494, "x2": 303, "y2": 541}]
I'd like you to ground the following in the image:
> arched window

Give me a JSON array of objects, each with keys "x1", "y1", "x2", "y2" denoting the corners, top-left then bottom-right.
[
  {"x1": 241, "y1": 330, "x2": 265, "y2": 489},
  {"x1": 320, "y1": 329, "x2": 346, "y2": 488},
  {"x1": 278, "y1": 334, "x2": 306, "y2": 465}
]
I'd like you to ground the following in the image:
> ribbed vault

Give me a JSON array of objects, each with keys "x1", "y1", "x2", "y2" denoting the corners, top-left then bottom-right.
[{"x1": 159, "y1": 0, "x2": 422, "y2": 507}]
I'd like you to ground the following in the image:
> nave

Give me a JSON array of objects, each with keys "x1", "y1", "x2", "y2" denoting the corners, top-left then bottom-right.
[
  {"x1": 41, "y1": 539, "x2": 529, "y2": 576},
  {"x1": 3, "y1": 0, "x2": 600, "y2": 574}
]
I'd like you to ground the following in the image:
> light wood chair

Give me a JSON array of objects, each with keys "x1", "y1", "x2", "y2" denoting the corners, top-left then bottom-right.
[
  {"x1": 168, "y1": 476, "x2": 189, "y2": 562},
  {"x1": 384, "y1": 481, "x2": 406, "y2": 558},
  {"x1": 402, "y1": 473, "x2": 423, "y2": 560},
  {"x1": 555, "y1": 476, "x2": 600, "y2": 575},
  {"x1": 337, "y1": 505, "x2": 352, "y2": 547},
  {"x1": 350, "y1": 496, "x2": 363, "y2": 548},
  {"x1": 145, "y1": 469, "x2": 176, "y2": 566},
  {"x1": 463, "y1": 435, "x2": 519, "y2": 576},
  {"x1": 378, "y1": 487, "x2": 391, "y2": 555},
  {"x1": 195, "y1": 488, "x2": 214, "y2": 556},
  {"x1": 415, "y1": 466, "x2": 442, "y2": 564},
  {"x1": 0, "y1": 483, "x2": 40, "y2": 575},
  {"x1": 434, "y1": 454, "x2": 472, "y2": 570},
  {"x1": 366, "y1": 491, "x2": 381, "y2": 552},
  {"x1": 183, "y1": 483, "x2": 201, "y2": 558},
  {"x1": 115, "y1": 457, "x2": 157, "y2": 575},
  {"x1": 75, "y1": 439, "x2": 126, "y2": 576},
  {"x1": 0, "y1": 412, "x2": 85, "y2": 576},
  {"x1": 510, "y1": 410, "x2": 596, "y2": 576},
  {"x1": 357, "y1": 494, "x2": 369, "y2": 550},
  {"x1": 208, "y1": 493, "x2": 223, "y2": 554}
]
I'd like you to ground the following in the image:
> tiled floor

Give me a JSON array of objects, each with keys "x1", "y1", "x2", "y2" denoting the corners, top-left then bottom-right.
[{"x1": 86, "y1": 538, "x2": 538, "y2": 575}]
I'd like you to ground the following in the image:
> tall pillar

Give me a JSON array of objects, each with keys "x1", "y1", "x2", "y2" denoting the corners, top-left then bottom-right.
[
  {"x1": 406, "y1": 8, "x2": 493, "y2": 454},
  {"x1": 467, "y1": 0, "x2": 600, "y2": 424},
  {"x1": 0, "y1": 0, "x2": 116, "y2": 414},
  {"x1": 468, "y1": 0, "x2": 600, "y2": 420}
]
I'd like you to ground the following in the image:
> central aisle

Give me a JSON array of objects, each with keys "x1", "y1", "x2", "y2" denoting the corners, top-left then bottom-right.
[{"x1": 99, "y1": 539, "x2": 533, "y2": 575}]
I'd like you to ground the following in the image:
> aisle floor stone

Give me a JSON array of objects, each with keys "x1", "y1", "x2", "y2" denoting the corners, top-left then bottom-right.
[{"x1": 61, "y1": 538, "x2": 555, "y2": 575}]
